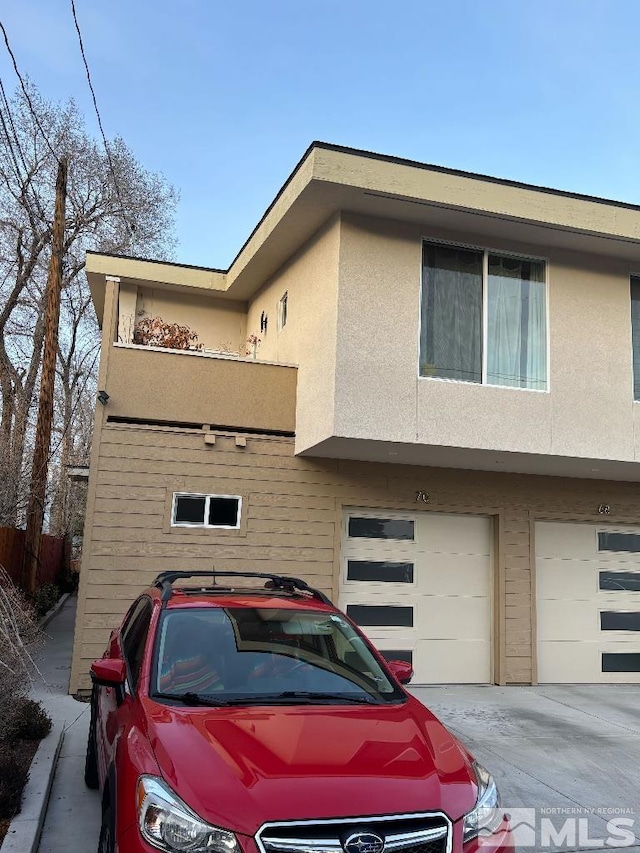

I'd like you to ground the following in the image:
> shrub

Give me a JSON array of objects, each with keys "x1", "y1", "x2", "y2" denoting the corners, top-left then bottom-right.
[
  {"x1": 4, "y1": 698, "x2": 51, "y2": 742},
  {"x1": 0, "y1": 568, "x2": 40, "y2": 711},
  {"x1": 0, "y1": 744, "x2": 28, "y2": 819},
  {"x1": 33, "y1": 584, "x2": 60, "y2": 619}
]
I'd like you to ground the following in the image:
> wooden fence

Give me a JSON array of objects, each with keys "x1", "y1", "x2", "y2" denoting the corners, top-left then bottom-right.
[{"x1": 0, "y1": 526, "x2": 68, "y2": 590}]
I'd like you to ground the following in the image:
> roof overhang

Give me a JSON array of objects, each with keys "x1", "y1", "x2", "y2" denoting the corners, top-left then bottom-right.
[
  {"x1": 86, "y1": 254, "x2": 229, "y2": 328},
  {"x1": 87, "y1": 142, "x2": 640, "y2": 322}
]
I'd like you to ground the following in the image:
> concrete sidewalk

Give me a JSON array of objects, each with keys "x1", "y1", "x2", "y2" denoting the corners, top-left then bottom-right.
[{"x1": 32, "y1": 595, "x2": 100, "y2": 852}]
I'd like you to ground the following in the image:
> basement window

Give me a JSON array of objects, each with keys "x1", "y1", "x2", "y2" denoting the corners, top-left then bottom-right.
[{"x1": 172, "y1": 493, "x2": 241, "y2": 529}]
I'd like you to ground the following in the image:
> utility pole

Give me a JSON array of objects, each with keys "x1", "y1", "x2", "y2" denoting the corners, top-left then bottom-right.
[{"x1": 22, "y1": 157, "x2": 68, "y2": 596}]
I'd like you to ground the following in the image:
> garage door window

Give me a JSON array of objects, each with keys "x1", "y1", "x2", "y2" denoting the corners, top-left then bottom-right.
[
  {"x1": 347, "y1": 561, "x2": 414, "y2": 583},
  {"x1": 602, "y1": 652, "x2": 640, "y2": 672},
  {"x1": 598, "y1": 531, "x2": 640, "y2": 553},
  {"x1": 600, "y1": 611, "x2": 640, "y2": 631},
  {"x1": 348, "y1": 516, "x2": 414, "y2": 540},
  {"x1": 599, "y1": 571, "x2": 640, "y2": 592},
  {"x1": 346, "y1": 605, "x2": 414, "y2": 627}
]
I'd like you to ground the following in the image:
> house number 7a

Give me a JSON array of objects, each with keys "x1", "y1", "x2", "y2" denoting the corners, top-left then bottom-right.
[{"x1": 415, "y1": 491, "x2": 431, "y2": 503}]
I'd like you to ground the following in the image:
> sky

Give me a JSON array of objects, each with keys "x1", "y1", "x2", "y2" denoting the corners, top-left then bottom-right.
[{"x1": 1, "y1": 0, "x2": 639, "y2": 269}]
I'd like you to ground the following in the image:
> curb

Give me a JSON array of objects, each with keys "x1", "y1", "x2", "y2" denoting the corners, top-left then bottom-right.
[
  {"x1": 1, "y1": 723, "x2": 65, "y2": 853},
  {"x1": 38, "y1": 592, "x2": 70, "y2": 630}
]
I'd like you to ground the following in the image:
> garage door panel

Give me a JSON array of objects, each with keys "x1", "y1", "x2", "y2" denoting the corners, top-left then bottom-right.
[
  {"x1": 414, "y1": 598, "x2": 490, "y2": 640},
  {"x1": 419, "y1": 514, "x2": 492, "y2": 555},
  {"x1": 537, "y1": 521, "x2": 640, "y2": 683},
  {"x1": 341, "y1": 593, "x2": 489, "y2": 639},
  {"x1": 538, "y1": 562, "x2": 640, "y2": 600},
  {"x1": 415, "y1": 639, "x2": 491, "y2": 683},
  {"x1": 341, "y1": 510, "x2": 492, "y2": 684},
  {"x1": 415, "y1": 554, "x2": 491, "y2": 596},
  {"x1": 537, "y1": 560, "x2": 599, "y2": 600},
  {"x1": 537, "y1": 641, "x2": 599, "y2": 682},
  {"x1": 537, "y1": 600, "x2": 597, "y2": 641},
  {"x1": 536, "y1": 522, "x2": 599, "y2": 560}
]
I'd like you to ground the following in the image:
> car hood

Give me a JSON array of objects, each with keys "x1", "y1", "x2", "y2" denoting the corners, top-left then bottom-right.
[{"x1": 142, "y1": 696, "x2": 477, "y2": 835}]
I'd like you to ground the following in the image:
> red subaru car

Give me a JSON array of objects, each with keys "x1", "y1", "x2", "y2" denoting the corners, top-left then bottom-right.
[{"x1": 85, "y1": 571, "x2": 514, "y2": 853}]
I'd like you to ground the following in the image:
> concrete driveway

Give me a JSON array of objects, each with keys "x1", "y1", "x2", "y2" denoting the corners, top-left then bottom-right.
[{"x1": 413, "y1": 685, "x2": 640, "y2": 851}]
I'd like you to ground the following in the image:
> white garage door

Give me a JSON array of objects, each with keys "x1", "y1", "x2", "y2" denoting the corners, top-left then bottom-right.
[
  {"x1": 339, "y1": 509, "x2": 492, "y2": 684},
  {"x1": 537, "y1": 522, "x2": 640, "y2": 683}
]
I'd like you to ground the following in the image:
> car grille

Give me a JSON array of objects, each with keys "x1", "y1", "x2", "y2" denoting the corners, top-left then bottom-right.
[{"x1": 256, "y1": 813, "x2": 450, "y2": 853}]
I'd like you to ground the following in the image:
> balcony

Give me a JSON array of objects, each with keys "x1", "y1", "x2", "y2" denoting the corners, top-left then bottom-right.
[{"x1": 104, "y1": 343, "x2": 297, "y2": 434}]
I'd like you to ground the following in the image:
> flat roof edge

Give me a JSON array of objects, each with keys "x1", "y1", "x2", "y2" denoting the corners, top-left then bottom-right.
[
  {"x1": 310, "y1": 141, "x2": 640, "y2": 213},
  {"x1": 86, "y1": 250, "x2": 226, "y2": 274}
]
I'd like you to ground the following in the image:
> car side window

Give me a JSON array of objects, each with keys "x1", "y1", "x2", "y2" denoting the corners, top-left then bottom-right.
[{"x1": 121, "y1": 597, "x2": 152, "y2": 693}]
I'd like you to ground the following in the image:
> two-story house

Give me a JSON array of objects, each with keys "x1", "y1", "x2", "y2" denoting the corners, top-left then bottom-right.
[{"x1": 70, "y1": 142, "x2": 640, "y2": 694}]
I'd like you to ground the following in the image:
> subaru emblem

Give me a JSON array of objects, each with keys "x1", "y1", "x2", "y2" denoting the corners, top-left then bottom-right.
[{"x1": 343, "y1": 832, "x2": 385, "y2": 853}]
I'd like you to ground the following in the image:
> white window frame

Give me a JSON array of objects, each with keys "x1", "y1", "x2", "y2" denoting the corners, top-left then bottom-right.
[
  {"x1": 171, "y1": 492, "x2": 242, "y2": 529},
  {"x1": 419, "y1": 238, "x2": 550, "y2": 392},
  {"x1": 278, "y1": 292, "x2": 288, "y2": 330}
]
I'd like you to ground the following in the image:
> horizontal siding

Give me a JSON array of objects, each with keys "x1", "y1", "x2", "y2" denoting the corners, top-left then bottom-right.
[{"x1": 71, "y1": 422, "x2": 640, "y2": 693}]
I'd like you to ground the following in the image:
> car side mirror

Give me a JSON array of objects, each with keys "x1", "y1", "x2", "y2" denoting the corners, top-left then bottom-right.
[
  {"x1": 91, "y1": 659, "x2": 127, "y2": 704},
  {"x1": 386, "y1": 659, "x2": 414, "y2": 685}
]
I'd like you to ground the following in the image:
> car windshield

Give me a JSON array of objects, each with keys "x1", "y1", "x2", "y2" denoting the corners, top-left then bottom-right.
[{"x1": 151, "y1": 606, "x2": 405, "y2": 705}]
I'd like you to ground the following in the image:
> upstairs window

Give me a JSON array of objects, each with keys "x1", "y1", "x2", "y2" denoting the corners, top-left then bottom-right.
[
  {"x1": 420, "y1": 242, "x2": 547, "y2": 390},
  {"x1": 172, "y1": 493, "x2": 241, "y2": 529},
  {"x1": 278, "y1": 292, "x2": 288, "y2": 330}
]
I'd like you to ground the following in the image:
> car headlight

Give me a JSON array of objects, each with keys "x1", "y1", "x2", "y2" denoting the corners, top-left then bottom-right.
[
  {"x1": 462, "y1": 762, "x2": 504, "y2": 845},
  {"x1": 136, "y1": 775, "x2": 240, "y2": 853}
]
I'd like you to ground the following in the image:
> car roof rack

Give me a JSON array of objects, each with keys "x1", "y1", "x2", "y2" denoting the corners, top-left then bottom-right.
[{"x1": 153, "y1": 570, "x2": 333, "y2": 606}]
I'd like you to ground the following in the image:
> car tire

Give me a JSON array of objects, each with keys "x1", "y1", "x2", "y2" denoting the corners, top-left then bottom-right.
[
  {"x1": 84, "y1": 689, "x2": 99, "y2": 790},
  {"x1": 97, "y1": 801, "x2": 114, "y2": 853}
]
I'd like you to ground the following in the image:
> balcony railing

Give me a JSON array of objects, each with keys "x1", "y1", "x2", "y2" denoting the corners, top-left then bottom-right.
[{"x1": 104, "y1": 343, "x2": 297, "y2": 434}]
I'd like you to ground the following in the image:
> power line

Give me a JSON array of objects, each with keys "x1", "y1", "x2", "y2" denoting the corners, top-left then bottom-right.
[
  {"x1": 0, "y1": 20, "x2": 58, "y2": 160},
  {"x1": 69, "y1": 0, "x2": 134, "y2": 243}
]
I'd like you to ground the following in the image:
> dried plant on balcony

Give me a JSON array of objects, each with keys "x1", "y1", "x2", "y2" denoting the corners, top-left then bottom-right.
[
  {"x1": 132, "y1": 316, "x2": 203, "y2": 351},
  {"x1": 245, "y1": 334, "x2": 261, "y2": 359}
]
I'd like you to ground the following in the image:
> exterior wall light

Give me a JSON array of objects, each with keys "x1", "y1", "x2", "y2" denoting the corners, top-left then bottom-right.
[{"x1": 97, "y1": 390, "x2": 110, "y2": 406}]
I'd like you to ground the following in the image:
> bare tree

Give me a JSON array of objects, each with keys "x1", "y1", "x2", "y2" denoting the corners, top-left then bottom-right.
[{"x1": 0, "y1": 82, "x2": 177, "y2": 528}]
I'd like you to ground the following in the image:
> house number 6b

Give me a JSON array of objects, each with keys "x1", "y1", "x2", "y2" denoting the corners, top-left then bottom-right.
[{"x1": 415, "y1": 491, "x2": 431, "y2": 503}]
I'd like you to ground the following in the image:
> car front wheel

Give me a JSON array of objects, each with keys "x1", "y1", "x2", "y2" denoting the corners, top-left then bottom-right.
[{"x1": 97, "y1": 801, "x2": 114, "y2": 853}]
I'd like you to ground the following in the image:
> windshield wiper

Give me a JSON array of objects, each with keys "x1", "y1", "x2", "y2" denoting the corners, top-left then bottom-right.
[
  {"x1": 263, "y1": 691, "x2": 379, "y2": 705},
  {"x1": 153, "y1": 691, "x2": 230, "y2": 707},
  {"x1": 153, "y1": 691, "x2": 382, "y2": 707}
]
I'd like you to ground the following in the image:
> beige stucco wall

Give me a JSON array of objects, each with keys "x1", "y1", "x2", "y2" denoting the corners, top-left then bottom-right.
[
  {"x1": 317, "y1": 212, "x2": 638, "y2": 464},
  {"x1": 104, "y1": 345, "x2": 297, "y2": 433},
  {"x1": 131, "y1": 286, "x2": 246, "y2": 353},
  {"x1": 246, "y1": 214, "x2": 341, "y2": 451},
  {"x1": 70, "y1": 420, "x2": 640, "y2": 694}
]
